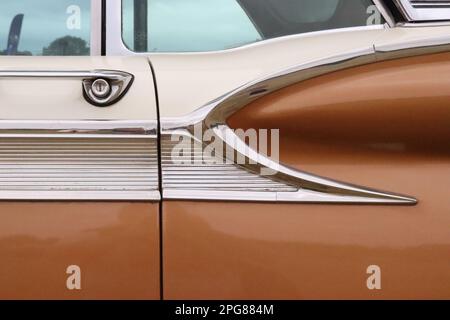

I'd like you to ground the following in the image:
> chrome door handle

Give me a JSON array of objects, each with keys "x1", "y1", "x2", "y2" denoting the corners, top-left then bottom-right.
[{"x1": 0, "y1": 70, "x2": 134, "y2": 107}]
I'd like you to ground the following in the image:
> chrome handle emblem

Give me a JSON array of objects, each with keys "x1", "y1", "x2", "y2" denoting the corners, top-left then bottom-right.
[{"x1": 0, "y1": 70, "x2": 134, "y2": 107}]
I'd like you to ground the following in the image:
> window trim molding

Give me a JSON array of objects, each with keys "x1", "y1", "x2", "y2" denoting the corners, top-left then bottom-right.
[
  {"x1": 90, "y1": 0, "x2": 102, "y2": 56},
  {"x1": 373, "y1": 0, "x2": 396, "y2": 27},
  {"x1": 106, "y1": 0, "x2": 389, "y2": 56},
  {"x1": 393, "y1": 0, "x2": 450, "y2": 22}
]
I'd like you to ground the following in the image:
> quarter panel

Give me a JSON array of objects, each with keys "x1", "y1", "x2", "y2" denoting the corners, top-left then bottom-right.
[
  {"x1": 163, "y1": 52, "x2": 450, "y2": 299},
  {"x1": 228, "y1": 52, "x2": 450, "y2": 194},
  {"x1": 164, "y1": 201, "x2": 450, "y2": 299}
]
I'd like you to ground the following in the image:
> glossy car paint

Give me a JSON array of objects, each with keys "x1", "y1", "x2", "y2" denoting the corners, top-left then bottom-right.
[
  {"x1": 150, "y1": 25, "x2": 450, "y2": 118},
  {"x1": 0, "y1": 202, "x2": 160, "y2": 300},
  {"x1": 0, "y1": 56, "x2": 156, "y2": 120},
  {"x1": 163, "y1": 53, "x2": 450, "y2": 299}
]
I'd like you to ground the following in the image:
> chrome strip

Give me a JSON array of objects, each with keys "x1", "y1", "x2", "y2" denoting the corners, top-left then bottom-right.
[
  {"x1": 394, "y1": 0, "x2": 450, "y2": 21},
  {"x1": 373, "y1": 0, "x2": 397, "y2": 27},
  {"x1": 398, "y1": 21, "x2": 450, "y2": 26},
  {"x1": 0, "y1": 70, "x2": 134, "y2": 107},
  {"x1": 107, "y1": 0, "x2": 130, "y2": 56},
  {"x1": 0, "y1": 70, "x2": 129, "y2": 78},
  {"x1": 0, "y1": 120, "x2": 157, "y2": 136},
  {"x1": 0, "y1": 120, "x2": 160, "y2": 201},
  {"x1": 90, "y1": 0, "x2": 102, "y2": 56},
  {"x1": 0, "y1": 191, "x2": 160, "y2": 201},
  {"x1": 163, "y1": 190, "x2": 414, "y2": 204},
  {"x1": 161, "y1": 37, "x2": 450, "y2": 204}
]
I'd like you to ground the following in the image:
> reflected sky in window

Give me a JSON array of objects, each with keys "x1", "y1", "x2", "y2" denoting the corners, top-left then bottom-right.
[
  {"x1": 0, "y1": 0, "x2": 90, "y2": 55},
  {"x1": 122, "y1": 0, "x2": 262, "y2": 52}
]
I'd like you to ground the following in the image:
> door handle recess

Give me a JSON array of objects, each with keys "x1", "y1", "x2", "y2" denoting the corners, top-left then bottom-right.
[{"x1": 0, "y1": 70, "x2": 134, "y2": 107}]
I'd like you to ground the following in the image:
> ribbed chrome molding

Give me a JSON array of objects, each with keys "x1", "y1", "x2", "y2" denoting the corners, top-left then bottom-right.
[
  {"x1": 393, "y1": 0, "x2": 450, "y2": 21},
  {"x1": 162, "y1": 134, "x2": 297, "y2": 201},
  {"x1": 161, "y1": 37, "x2": 450, "y2": 204},
  {"x1": 0, "y1": 121, "x2": 160, "y2": 201}
]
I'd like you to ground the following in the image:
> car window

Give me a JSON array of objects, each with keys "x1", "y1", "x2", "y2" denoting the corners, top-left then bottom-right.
[
  {"x1": 0, "y1": 0, "x2": 91, "y2": 56},
  {"x1": 122, "y1": 0, "x2": 262, "y2": 52},
  {"x1": 122, "y1": 0, "x2": 383, "y2": 53}
]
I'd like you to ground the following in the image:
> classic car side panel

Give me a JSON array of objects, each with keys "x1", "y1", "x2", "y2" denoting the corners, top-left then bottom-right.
[
  {"x1": 0, "y1": 57, "x2": 161, "y2": 299},
  {"x1": 228, "y1": 52, "x2": 450, "y2": 191},
  {"x1": 0, "y1": 202, "x2": 160, "y2": 300},
  {"x1": 163, "y1": 52, "x2": 450, "y2": 299}
]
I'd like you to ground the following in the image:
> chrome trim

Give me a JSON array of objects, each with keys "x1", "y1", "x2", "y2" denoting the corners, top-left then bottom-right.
[
  {"x1": 374, "y1": 34, "x2": 450, "y2": 59},
  {"x1": 0, "y1": 191, "x2": 159, "y2": 201},
  {"x1": 161, "y1": 131, "x2": 413, "y2": 204},
  {"x1": 394, "y1": 0, "x2": 450, "y2": 21},
  {"x1": 164, "y1": 190, "x2": 414, "y2": 204},
  {"x1": 0, "y1": 121, "x2": 160, "y2": 201},
  {"x1": 0, "y1": 70, "x2": 134, "y2": 107},
  {"x1": 373, "y1": 0, "x2": 397, "y2": 27},
  {"x1": 398, "y1": 21, "x2": 450, "y2": 26},
  {"x1": 90, "y1": 0, "x2": 102, "y2": 56},
  {"x1": 106, "y1": 0, "x2": 130, "y2": 55},
  {"x1": 203, "y1": 49, "x2": 376, "y2": 128},
  {"x1": 161, "y1": 37, "x2": 450, "y2": 204},
  {"x1": 0, "y1": 120, "x2": 157, "y2": 137},
  {"x1": 212, "y1": 125, "x2": 415, "y2": 204},
  {"x1": 106, "y1": 0, "x2": 386, "y2": 55},
  {"x1": 161, "y1": 134, "x2": 297, "y2": 196}
]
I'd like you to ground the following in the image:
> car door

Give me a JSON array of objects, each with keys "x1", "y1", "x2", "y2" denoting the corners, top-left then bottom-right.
[
  {"x1": 0, "y1": 0, "x2": 160, "y2": 299},
  {"x1": 109, "y1": 0, "x2": 450, "y2": 299}
]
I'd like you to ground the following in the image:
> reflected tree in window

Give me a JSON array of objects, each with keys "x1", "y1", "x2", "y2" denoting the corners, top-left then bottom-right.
[{"x1": 42, "y1": 35, "x2": 89, "y2": 56}]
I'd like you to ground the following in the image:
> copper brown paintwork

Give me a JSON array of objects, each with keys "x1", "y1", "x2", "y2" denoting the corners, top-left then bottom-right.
[
  {"x1": 163, "y1": 52, "x2": 450, "y2": 299},
  {"x1": 0, "y1": 202, "x2": 160, "y2": 300}
]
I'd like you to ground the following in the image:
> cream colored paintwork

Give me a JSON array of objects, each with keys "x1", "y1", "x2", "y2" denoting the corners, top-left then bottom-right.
[
  {"x1": 150, "y1": 25, "x2": 450, "y2": 118},
  {"x1": 374, "y1": 24, "x2": 450, "y2": 49},
  {"x1": 0, "y1": 56, "x2": 157, "y2": 120}
]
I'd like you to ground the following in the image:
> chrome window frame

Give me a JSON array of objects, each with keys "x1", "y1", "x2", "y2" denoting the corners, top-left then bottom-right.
[
  {"x1": 373, "y1": 0, "x2": 396, "y2": 26},
  {"x1": 90, "y1": 0, "x2": 103, "y2": 56},
  {"x1": 106, "y1": 0, "x2": 390, "y2": 56},
  {"x1": 393, "y1": 0, "x2": 450, "y2": 22}
]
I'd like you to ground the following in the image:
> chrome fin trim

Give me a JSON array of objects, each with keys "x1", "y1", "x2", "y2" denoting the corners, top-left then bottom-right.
[{"x1": 161, "y1": 38, "x2": 450, "y2": 204}]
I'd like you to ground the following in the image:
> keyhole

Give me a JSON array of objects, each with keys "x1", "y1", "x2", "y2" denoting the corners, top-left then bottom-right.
[{"x1": 91, "y1": 79, "x2": 111, "y2": 98}]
